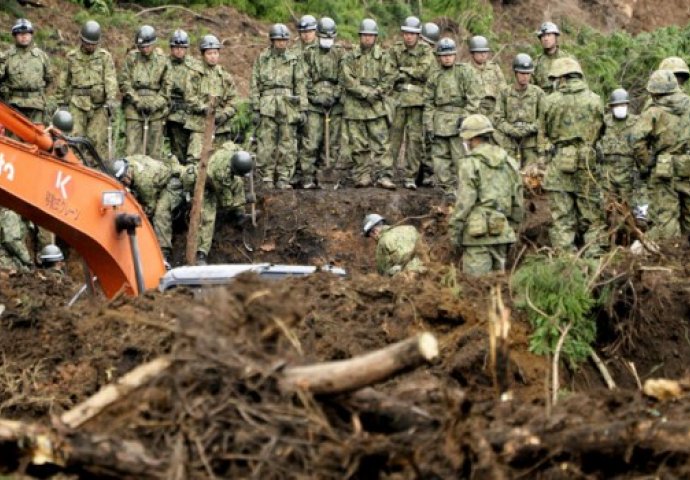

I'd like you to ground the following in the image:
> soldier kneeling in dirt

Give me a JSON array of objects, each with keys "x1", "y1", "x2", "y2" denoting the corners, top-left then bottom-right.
[{"x1": 363, "y1": 213, "x2": 428, "y2": 277}]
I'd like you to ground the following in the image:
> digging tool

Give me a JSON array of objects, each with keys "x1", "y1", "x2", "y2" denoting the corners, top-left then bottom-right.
[
  {"x1": 324, "y1": 109, "x2": 331, "y2": 168},
  {"x1": 185, "y1": 96, "x2": 217, "y2": 265},
  {"x1": 142, "y1": 113, "x2": 149, "y2": 155},
  {"x1": 242, "y1": 154, "x2": 261, "y2": 252},
  {"x1": 106, "y1": 107, "x2": 113, "y2": 161}
]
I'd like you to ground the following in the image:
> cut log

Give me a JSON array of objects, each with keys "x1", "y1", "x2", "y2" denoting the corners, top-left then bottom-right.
[{"x1": 280, "y1": 332, "x2": 439, "y2": 394}]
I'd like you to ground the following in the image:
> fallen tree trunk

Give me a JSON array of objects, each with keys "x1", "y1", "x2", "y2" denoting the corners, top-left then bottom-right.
[{"x1": 280, "y1": 332, "x2": 439, "y2": 394}]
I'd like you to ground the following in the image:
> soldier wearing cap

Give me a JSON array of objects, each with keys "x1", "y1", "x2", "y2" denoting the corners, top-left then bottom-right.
[
  {"x1": 467, "y1": 35, "x2": 506, "y2": 117},
  {"x1": 362, "y1": 213, "x2": 427, "y2": 277},
  {"x1": 533, "y1": 21, "x2": 577, "y2": 93}
]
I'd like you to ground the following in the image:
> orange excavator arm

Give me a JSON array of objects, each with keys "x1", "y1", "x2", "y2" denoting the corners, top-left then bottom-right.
[{"x1": 0, "y1": 101, "x2": 165, "y2": 298}]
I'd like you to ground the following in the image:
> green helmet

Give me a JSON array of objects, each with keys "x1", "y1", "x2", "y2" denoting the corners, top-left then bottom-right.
[
  {"x1": 359, "y1": 18, "x2": 378, "y2": 35},
  {"x1": 401, "y1": 16, "x2": 422, "y2": 34},
  {"x1": 468, "y1": 35, "x2": 490, "y2": 53},
  {"x1": 80, "y1": 20, "x2": 101, "y2": 45},
  {"x1": 548, "y1": 57, "x2": 583, "y2": 79},
  {"x1": 537, "y1": 21, "x2": 560, "y2": 38},
  {"x1": 646, "y1": 69, "x2": 680, "y2": 94},
  {"x1": 112, "y1": 158, "x2": 130, "y2": 179},
  {"x1": 297, "y1": 14, "x2": 317, "y2": 32},
  {"x1": 459, "y1": 114, "x2": 494, "y2": 140},
  {"x1": 135, "y1": 25, "x2": 156, "y2": 47},
  {"x1": 317, "y1": 17, "x2": 337, "y2": 38},
  {"x1": 200, "y1": 34, "x2": 222, "y2": 51},
  {"x1": 269, "y1": 23, "x2": 290, "y2": 40},
  {"x1": 52, "y1": 109, "x2": 74, "y2": 134},
  {"x1": 659, "y1": 56, "x2": 690, "y2": 77},
  {"x1": 230, "y1": 151, "x2": 253, "y2": 175},
  {"x1": 435, "y1": 37, "x2": 457, "y2": 56},
  {"x1": 513, "y1": 53, "x2": 534, "y2": 73},
  {"x1": 608, "y1": 88, "x2": 629, "y2": 105},
  {"x1": 362, "y1": 213, "x2": 385, "y2": 236},
  {"x1": 40, "y1": 244, "x2": 64, "y2": 263},
  {"x1": 421, "y1": 22, "x2": 440, "y2": 45}
]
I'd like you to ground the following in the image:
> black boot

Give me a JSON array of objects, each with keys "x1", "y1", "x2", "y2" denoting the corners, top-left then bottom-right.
[{"x1": 196, "y1": 251, "x2": 207, "y2": 266}]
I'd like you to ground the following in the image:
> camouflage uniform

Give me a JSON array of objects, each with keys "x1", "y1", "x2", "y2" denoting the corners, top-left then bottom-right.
[
  {"x1": 166, "y1": 55, "x2": 200, "y2": 164},
  {"x1": 423, "y1": 64, "x2": 481, "y2": 195},
  {"x1": 250, "y1": 47, "x2": 307, "y2": 185},
  {"x1": 450, "y1": 143, "x2": 523, "y2": 275},
  {"x1": 119, "y1": 48, "x2": 172, "y2": 158},
  {"x1": 597, "y1": 112, "x2": 639, "y2": 206},
  {"x1": 632, "y1": 91, "x2": 690, "y2": 239},
  {"x1": 533, "y1": 48, "x2": 574, "y2": 93},
  {"x1": 181, "y1": 142, "x2": 246, "y2": 255},
  {"x1": 122, "y1": 154, "x2": 181, "y2": 217},
  {"x1": 341, "y1": 44, "x2": 397, "y2": 185},
  {"x1": 494, "y1": 83, "x2": 545, "y2": 167},
  {"x1": 388, "y1": 41, "x2": 436, "y2": 185},
  {"x1": 468, "y1": 61, "x2": 506, "y2": 117},
  {"x1": 56, "y1": 47, "x2": 118, "y2": 160},
  {"x1": 375, "y1": 225, "x2": 427, "y2": 276},
  {"x1": 184, "y1": 61, "x2": 238, "y2": 163},
  {"x1": 538, "y1": 77, "x2": 606, "y2": 254},
  {"x1": 0, "y1": 208, "x2": 32, "y2": 270},
  {"x1": 0, "y1": 43, "x2": 53, "y2": 124},
  {"x1": 299, "y1": 42, "x2": 345, "y2": 185}
]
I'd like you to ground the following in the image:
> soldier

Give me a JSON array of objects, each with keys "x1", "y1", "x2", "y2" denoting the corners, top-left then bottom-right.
[
  {"x1": 389, "y1": 16, "x2": 437, "y2": 189},
  {"x1": 641, "y1": 57, "x2": 690, "y2": 111},
  {"x1": 292, "y1": 14, "x2": 318, "y2": 55},
  {"x1": 450, "y1": 115, "x2": 523, "y2": 276},
  {"x1": 250, "y1": 24, "x2": 307, "y2": 190},
  {"x1": 494, "y1": 53, "x2": 544, "y2": 168},
  {"x1": 119, "y1": 25, "x2": 171, "y2": 158},
  {"x1": 420, "y1": 22, "x2": 440, "y2": 47},
  {"x1": 182, "y1": 144, "x2": 253, "y2": 265},
  {"x1": 38, "y1": 244, "x2": 66, "y2": 278},
  {"x1": 538, "y1": 57, "x2": 606, "y2": 255},
  {"x1": 341, "y1": 18, "x2": 396, "y2": 189},
  {"x1": 423, "y1": 38, "x2": 481, "y2": 198},
  {"x1": 0, "y1": 208, "x2": 32, "y2": 271},
  {"x1": 0, "y1": 19, "x2": 53, "y2": 124},
  {"x1": 596, "y1": 88, "x2": 639, "y2": 208},
  {"x1": 301, "y1": 17, "x2": 345, "y2": 189},
  {"x1": 362, "y1": 213, "x2": 427, "y2": 276},
  {"x1": 166, "y1": 30, "x2": 198, "y2": 164},
  {"x1": 185, "y1": 35, "x2": 238, "y2": 163},
  {"x1": 533, "y1": 22, "x2": 575, "y2": 93},
  {"x1": 56, "y1": 20, "x2": 118, "y2": 162},
  {"x1": 632, "y1": 70, "x2": 690, "y2": 240},
  {"x1": 467, "y1": 35, "x2": 506, "y2": 117}
]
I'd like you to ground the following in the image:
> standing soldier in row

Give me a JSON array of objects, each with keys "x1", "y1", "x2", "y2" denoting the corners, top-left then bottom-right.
[
  {"x1": 166, "y1": 29, "x2": 198, "y2": 164},
  {"x1": 57, "y1": 20, "x2": 118, "y2": 162},
  {"x1": 119, "y1": 25, "x2": 171, "y2": 158},
  {"x1": 538, "y1": 57, "x2": 606, "y2": 255},
  {"x1": 292, "y1": 15, "x2": 318, "y2": 56},
  {"x1": 0, "y1": 19, "x2": 53, "y2": 125},
  {"x1": 250, "y1": 24, "x2": 307, "y2": 190},
  {"x1": 341, "y1": 18, "x2": 397, "y2": 189},
  {"x1": 185, "y1": 35, "x2": 238, "y2": 164},
  {"x1": 301, "y1": 17, "x2": 345, "y2": 189},
  {"x1": 494, "y1": 53, "x2": 544, "y2": 169},
  {"x1": 533, "y1": 22, "x2": 573, "y2": 93},
  {"x1": 467, "y1": 35, "x2": 506, "y2": 117},
  {"x1": 423, "y1": 38, "x2": 481, "y2": 199},
  {"x1": 389, "y1": 16, "x2": 436, "y2": 189}
]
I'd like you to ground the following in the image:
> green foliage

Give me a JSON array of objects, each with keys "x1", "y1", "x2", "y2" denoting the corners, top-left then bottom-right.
[
  {"x1": 511, "y1": 254, "x2": 603, "y2": 367},
  {"x1": 67, "y1": 0, "x2": 113, "y2": 15}
]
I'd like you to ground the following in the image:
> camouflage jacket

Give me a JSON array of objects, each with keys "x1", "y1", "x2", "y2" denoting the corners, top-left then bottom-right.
[
  {"x1": 289, "y1": 39, "x2": 317, "y2": 59},
  {"x1": 597, "y1": 113, "x2": 638, "y2": 157},
  {"x1": 126, "y1": 154, "x2": 176, "y2": 215},
  {"x1": 632, "y1": 92, "x2": 690, "y2": 176},
  {"x1": 184, "y1": 61, "x2": 238, "y2": 134},
  {"x1": 423, "y1": 63, "x2": 482, "y2": 137},
  {"x1": 119, "y1": 48, "x2": 172, "y2": 121},
  {"x1": 538, "y1": 78, "x2": 604, "y2": 192},
  {"x1": 0, "y1": 208, "x2": 31, "y2": 268},
  {"x1": 250, "y1": 47, "x2": 307, "y2": 123},
  {"x1": 388, "y1": 41, "x2": 436, "y2": 107},
  {"x1": 340, "y1": 44, "x2": 395, "y2": 120},
  {"x1": 167, "y1": 55, "x2": 201, "y2": 124},
  {"x1": 375, "y1": 225, "x2": 426, "y2": 276},
  {"x1": 304, "y1": 43, "x2": 346, "y2": 114},
  {"x1": 56, "y1": 47, "x2": 118, "y2": 112},
  {"x1": 494, "y1": 83, "x2": 545, "y2": 149},
  {"x1": 468, "y1": 60, "x2": 506, "y2": 101},
  {"x1": 450, "y1": 143, "x2": 523, "y2": 246},
  {"x1": 0, "y1": 45, "x2": 53, "y2": 110},
  {"x1": 182, "y1": 142, "x2": 246, "y2": 210},
  {"x1": 533, "y1": 47, "x2": 574, "y2": 93}
]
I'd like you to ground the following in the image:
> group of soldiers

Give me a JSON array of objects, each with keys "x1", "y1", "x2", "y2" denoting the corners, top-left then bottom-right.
[{"x1": 1, "y1": 14, "x2": 690, "y2": 275}]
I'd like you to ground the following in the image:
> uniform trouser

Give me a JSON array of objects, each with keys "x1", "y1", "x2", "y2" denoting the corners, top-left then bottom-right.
[
  {"x1": 431, "y1": 135, "x2": 464, "y2": 194},
  {"x1": 255, "y1": 116, "x2": 298, "y2": 184},
  {"x1": 346, "y1": 117, "x2": 393, "y2": 183},
  {"x1": 166, "y1": 120, "x2": 190, "y2": 164},
  {"x1": 479, "y1": 97, "x2": 496, "y2": 118},
  {"x1": 153, "y1": 186, "x2": 185, "y2": 251},
  {"x1": 601, "y1": 165, "x2": 635, "y2": 206},
  {"x1": 389, "y1": 106, "x2": 427, "y2": 183},
  {"x1": 187, "y1": 132, "x2": 233, "y2": 164},
  {"x1": 196, "y1": 190, "x2": 245, "y2": 255},
  {"x1": 547, "y1": 189, "x2": 607, "y2": 256},
  {"x1": 647, "y1": 177, "x2": 690, "y2": 240},
  {"x1": 462, "y1": 244, "x2": 509, "y2": 276},
  {"x1": 125, "y1": 117, "x2": 164, "y2": 158},
  {"x1": 301, "y1": 110, "x2": 342, "y2": 183},
  {"x1": 71, "y1": 106, "x2": 111, "y2": 164}
]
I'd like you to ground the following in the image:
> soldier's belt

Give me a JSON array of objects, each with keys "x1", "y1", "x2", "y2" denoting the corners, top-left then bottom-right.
[
  {"x1": 261, "y1": 88, "x2": 293, "y2": 96},
  {"x1": 436, "y1": 105, "x2": 465, "y2": 113},
  {"x1": 10, "y1": 90, "x2": 42, "y2": 98},
  {"x1": 170, "y1": 101, "x2": 186, "y2": 112},
  {"x1": 136, "y1": 88, "x2": 158, "y2": 96},
  {"x1": 71, "y1": 87, "x2": 94, "y2": 96},
  {"x1": 314, "y1": 80, "x2": 337, "y2": 86},
  {"x1": 397, "y1": 83, "x2": 424, "y2": 93}
]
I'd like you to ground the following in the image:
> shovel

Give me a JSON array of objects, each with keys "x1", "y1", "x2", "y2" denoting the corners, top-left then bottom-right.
[
  {"x1": 106, "y1": 111, "x2": 114, "y2": 161},
  {"x1": 142, "y1": 113, "x2": 149, "y2": 155}
]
